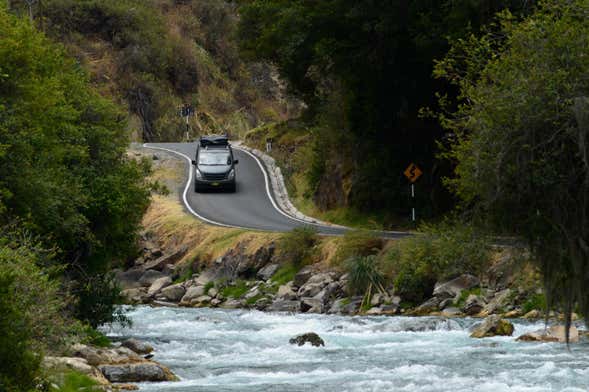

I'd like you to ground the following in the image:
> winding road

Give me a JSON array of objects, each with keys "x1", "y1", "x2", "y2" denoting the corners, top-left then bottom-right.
[{"x1": 145, "y1": 143, "x2": 407, "y2": 238}]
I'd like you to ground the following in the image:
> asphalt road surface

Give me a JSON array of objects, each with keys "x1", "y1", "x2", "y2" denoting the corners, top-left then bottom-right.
[{"x1": 144, "y1": 143, "x2": 407, "y2": 238}]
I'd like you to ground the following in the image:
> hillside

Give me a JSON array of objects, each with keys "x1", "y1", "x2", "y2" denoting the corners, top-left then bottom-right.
[{"x1": 9, "y1": 0, "x2": 299, "y2": 141}]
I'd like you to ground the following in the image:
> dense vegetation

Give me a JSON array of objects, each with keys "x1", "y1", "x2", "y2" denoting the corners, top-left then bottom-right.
[
  {"x1": 436, "y1": 0, "x2": 589, "y2": 333},
  {"x1": 0, "y1": 7, "x2": 151, "y2": 385},
  {"x1": 238, "y1": 0, "x2": 535, "y2": 221}
]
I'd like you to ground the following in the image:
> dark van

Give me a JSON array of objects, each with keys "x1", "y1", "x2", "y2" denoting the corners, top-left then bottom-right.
[{"x1": 191, "y1": 135, "x2": 238, "y2": 192}]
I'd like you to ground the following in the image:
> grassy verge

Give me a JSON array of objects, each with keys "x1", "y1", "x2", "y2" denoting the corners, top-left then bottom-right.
[{"x1": 244, "y1": 122, "x2": 408, "y2": 231}]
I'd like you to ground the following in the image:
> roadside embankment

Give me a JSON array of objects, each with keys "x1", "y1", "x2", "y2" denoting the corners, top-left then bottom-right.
[{"x1": 118, "y1": 147, "x2": 582, "y2": 344}]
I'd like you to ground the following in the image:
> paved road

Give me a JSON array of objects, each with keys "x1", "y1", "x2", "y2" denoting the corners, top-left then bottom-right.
[{"x1": 144, "y1": 143, "x2": 407, "y2": 238}]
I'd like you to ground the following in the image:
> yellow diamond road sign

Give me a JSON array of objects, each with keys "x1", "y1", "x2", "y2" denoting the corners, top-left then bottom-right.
[{"x1": 404, "y1": 163, "x2": 423, "y2": 183}]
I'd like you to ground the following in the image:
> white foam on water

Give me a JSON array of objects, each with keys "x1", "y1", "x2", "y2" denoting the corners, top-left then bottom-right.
[{"x1": 105, "y1": 306, "x2": 589, "y2": 392}]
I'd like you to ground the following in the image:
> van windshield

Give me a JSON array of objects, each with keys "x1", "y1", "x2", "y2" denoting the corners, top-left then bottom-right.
[{"x1": 198, "y1": 151, "x2": 231, "y2": 166}]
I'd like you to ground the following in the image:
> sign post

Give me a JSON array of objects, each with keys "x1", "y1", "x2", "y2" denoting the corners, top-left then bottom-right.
[
  {"x1": 179, "y1": 104, "x2": 195, "y2": 142},
  {"x1": 403, "y1": 163, "x2": 423, "y2": 223}
]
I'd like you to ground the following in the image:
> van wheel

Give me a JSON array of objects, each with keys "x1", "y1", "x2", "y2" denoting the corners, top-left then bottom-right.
[{"x1": 228, "y1": 183, "x2": 236, "y2": 193}]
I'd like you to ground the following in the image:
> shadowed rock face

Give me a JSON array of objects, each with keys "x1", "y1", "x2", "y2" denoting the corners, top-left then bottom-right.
[{"x1": 289, "y1": 332, "x2": 325, "y2": 347}]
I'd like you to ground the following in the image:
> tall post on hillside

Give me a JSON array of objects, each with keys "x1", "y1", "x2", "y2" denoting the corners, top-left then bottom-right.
[
  {"x1": 403, "y1": 163, "x2": 423, "y2": 225},
  {"x1": 179, "y1": 103, "x2": 195, "y2": 142}
]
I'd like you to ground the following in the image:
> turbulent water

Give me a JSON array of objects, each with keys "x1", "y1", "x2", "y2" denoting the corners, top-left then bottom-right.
[{"x1": 105, "y1": 306, "x2": 589, "y2": 392}]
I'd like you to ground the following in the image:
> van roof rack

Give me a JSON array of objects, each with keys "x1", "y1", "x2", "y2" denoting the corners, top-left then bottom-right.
[{"x1": 199, "y1": 135, "x2": 229, "y2": 148}]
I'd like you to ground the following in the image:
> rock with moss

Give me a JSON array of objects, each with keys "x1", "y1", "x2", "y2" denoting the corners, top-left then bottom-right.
[
  {"x1": 289, "y1": 332, "x2": 325, "y2": 347},
  {"x1": 470, "y1": 315, "x2": 514, "y2": 338}
]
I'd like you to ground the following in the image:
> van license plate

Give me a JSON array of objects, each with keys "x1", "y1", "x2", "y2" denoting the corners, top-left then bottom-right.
[{"x1": 212, "y1": 182, "x2": 220, "y2": 186}]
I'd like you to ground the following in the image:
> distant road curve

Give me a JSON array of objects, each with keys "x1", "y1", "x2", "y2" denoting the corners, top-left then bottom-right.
[{"x1": 144, "y1": 142, "x2": 408, "y2": 239}]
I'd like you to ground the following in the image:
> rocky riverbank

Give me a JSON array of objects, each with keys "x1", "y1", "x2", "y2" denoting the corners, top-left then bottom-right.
[
  {"x1": 42, "y1": 339, "x2": 177, "y2": 390},
  {"x1": 115, "y1": 235, "x2": 581, "y2": 343}
]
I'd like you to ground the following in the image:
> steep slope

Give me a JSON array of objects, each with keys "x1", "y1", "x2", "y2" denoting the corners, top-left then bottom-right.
[{"x1": 9, "y1": 0, "x2": 299, "y2": 141}]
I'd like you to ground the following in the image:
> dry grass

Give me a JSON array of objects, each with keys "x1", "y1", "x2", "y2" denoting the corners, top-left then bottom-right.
[{"x1": 140, "y1": 146, "x2": 387, "y2": 275}]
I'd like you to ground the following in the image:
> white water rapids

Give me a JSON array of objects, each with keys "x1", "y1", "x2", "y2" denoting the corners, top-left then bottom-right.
[{"x1": 104, "y1": 306, "x2": 589, "y2": 391}]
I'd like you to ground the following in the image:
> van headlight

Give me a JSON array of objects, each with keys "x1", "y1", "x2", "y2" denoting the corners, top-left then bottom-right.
[
  {"x1": 195, "y1": 169, "x2": 204, "y2": 180},
  {"x1": 227, "y1": 169, "x2": 235, "y2": 180}
]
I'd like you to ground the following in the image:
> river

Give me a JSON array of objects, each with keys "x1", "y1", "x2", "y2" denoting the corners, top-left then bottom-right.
[{"x1": 104, "y1": 306, "x2": 589, "y2": 391}]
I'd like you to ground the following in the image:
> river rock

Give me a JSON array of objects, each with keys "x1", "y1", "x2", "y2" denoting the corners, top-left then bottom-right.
[
  {"x1": 115, "y1": 268, "x2": 145, "y2": 290},
  {"x1": 441, "y1": 307, "x2": 462, "y2": 317},
  {"x1": 98, "y1": 362, "x2": 177, "y2": 382},
  {"x1": 121, "y1": 287, "x2": 148, "y2": 304},
  {"x1": 208, "y1": 287, "x2": 219, "y2": 297},
  {"x1": 463, "y1": 295, "x2": 485, "y2": 316},
  {"x1": 517, "y1": 325, "x2": 579, "y2": 343},
  {"x1": 141, "y1": 245, "x2": 188, "y2": 271},
  {"x1": 366, "y1": 307, "x2": 384, "y2": 315},
  {"x1": 523, "y1": 309, "x2": 542, "y2": 319},
  {"x1": 289, "y1": 332, "x2": 325, "y2": 347},
  {"x1": 483, "y1": 289, "x2": 512, "y2": 315},
  {"x1": 268, "y1": 299, "x2": 301, "y2": 312},
  {"x1": 297, "y1": 282, "x2": 323, "y2": 298},
  {"x1": 258, "y1": 263, "x2": 280, "y2": 280},
  {"x1": 293, "y1": 267, "x2": 314, "y2": 288},
  {"x1": 121, "y1": 339, "x2": 154, "y2": 355},
  {"x1": 433, "y1": 274, "x2": 480, "y2": 299},
  {"x1": 161, "y1": 283, "x2": 186, "y2": 302},
  {"x1": 192, "y1": 295, "x2": 212, "y2": 306},
  {"x1": 180, "y1": 285, "x2": 206, "y2": 304},
  {"x1": 43, "y1": 356, "x2": 109, "y2": 385},
  {"x1": 147, "y1": 276, "x2": 172, "y2": 297},
  {"x1": 220, "y1": 298, "x2": 244, "y2": 309},
  {"x1": 277, "y1": 284, "x2": 298, "y2": 300},
  {"x1": 415, "y1": 297, "x2": 442, "y2": 315},
  {"x1": 327, "y1": 298, "x2": 347, "y2": 314},
  {"x1": 301, "y1": 298, "x2": 323, "y2": 313},
  {"x1": 194, "y1": 270, "x2": 215, "y2": 286},
  {"x1": 254, "y1": 297, "x2": 272, "y2": 310},
  {"x1": 470, "y1": 315, "x2": 514, "y2": 338},
  {"x1": 139, "y1": 270, "x2": 166, "y2": 287}
]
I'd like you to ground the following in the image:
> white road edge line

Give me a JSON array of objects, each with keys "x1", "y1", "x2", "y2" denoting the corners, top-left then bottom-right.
[
  {"x1": 142, "y1": 144, "x2": 246, "y2": 230},
  {"x1": 234, "y1": 146, "x2": 322, "y2": 228}
]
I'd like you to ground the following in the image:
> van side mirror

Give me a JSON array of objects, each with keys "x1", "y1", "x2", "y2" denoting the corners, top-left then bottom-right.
[
  {"x1": 191, "y1": 160, "x2": 197, "y2": 165},
  {"x1": 234, "y1": 159, "x2": 239, "y2": 165}
]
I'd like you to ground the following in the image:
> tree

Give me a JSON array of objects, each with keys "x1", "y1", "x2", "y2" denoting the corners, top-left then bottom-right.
[
  {"x1": 237, "y1": 0, "x2": 534, "y2": 219},
  {"x1": 436, "y1": 0, "x2": 589, "y2": 335},
  {"x1": 0, "y1": 7, "x2": 151, "y2": 327}
]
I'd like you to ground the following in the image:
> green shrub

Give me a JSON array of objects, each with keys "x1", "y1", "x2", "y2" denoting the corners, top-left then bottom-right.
[
  {"x1": 345, "y1": 255, "x2": 385, "y2": 297},
  {"x1": 221, "y1": 280, "x2": 249, "y2": 299},
  {"x1": 271, "y1": 263, "x2": 300, "y2": 286},
  {"x1": 0, "y1": 238, "x2": 74, "y2": 391},
  {"x1": 333, "y1": 229, "x2": 383, "y2": 266},
  {"x1": 381, "y1": 220, "x2": 489, "y2": 303},
  {"x1": 48, "y1": 370, "x2": 99, "y2": 392},
  {"x1": 522, "y1": 293, "x2": 546, "y2": 314},
  {"x1": 278, "y1": 226, "x2": 318, "y2": 266}
]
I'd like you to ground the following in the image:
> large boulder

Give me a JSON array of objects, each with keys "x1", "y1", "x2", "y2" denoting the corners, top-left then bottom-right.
[
  {"x1": 160, "y1": 283, "x2": 186, "y2": 302},
  {"x1": 297, "y1": 282, "x2": 323, "y2": 298},
  {"x1": 257, "y1": 263, "x2": 280, "y2": 281},
  {"x1": 147, "y1": 276, "x2": 173, "y2": 297},
  {"x1": 463, "y1": 295, "x2": 485, "y2": 316},
  {"x1": 98, "y1": 363, "x2": 177, "y2": 383},
  {"x1": 180, "y1": 285, "x2": 206, "y2": 305},
  {"x1": 433, "y1": 274, "x2": 480, "y2": 299},
  {"x1": 276, "y1": 284, "x2": 298, "y2": 301},
  {"x1": 293, "y1": 267, "x2": 314, "y2": 288},
  {"x1": 121, "y1": 287, "x2": 148, "y2": 304},
  {"x1": 121, "y1": 339, "x2": 153, "y2": 355},
  {"x1": 141, "y1": 246, "x2": 188, "y2": 271},
  {"x1": 139, "y1": 270, "x2": 166, "y2": 287},
  {"x1": 300, "y1": 298, "x2": 323, "y2": 313},
  {"x1": 483, "y1": 289, "x2": 512, "y2": 315},
  {"x1": 470, "y1": 315, "x2": 514, "y2": 338},
  {"x1": 289, "y1": 332, "x2": 325, "y2": 347},
  {"x1": 517, "y1": 325, "x2": 579, "y2": 343},
  {"x1": 43, "y1": 356, "x2": 109, "y2": 385},
  {"x1": 115, "y1": 268, "x2": 145, "y2": 290}
]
